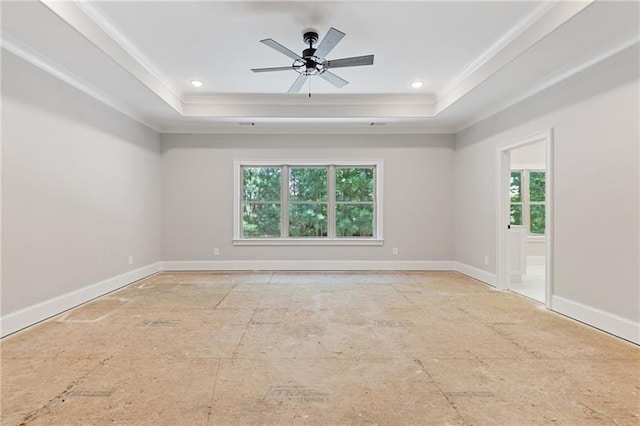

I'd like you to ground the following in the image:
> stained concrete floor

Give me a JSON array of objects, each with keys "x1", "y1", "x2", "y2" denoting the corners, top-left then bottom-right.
[{"x1": 1, "y1": 271, "x2": 638, "y2": 425}]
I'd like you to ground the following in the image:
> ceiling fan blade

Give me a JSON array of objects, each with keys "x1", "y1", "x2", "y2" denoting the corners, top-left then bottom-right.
[
  {"x1": 325, "y1": 54, "x2": 374, "y2": 69},
  {"x1": 288, "y1": 74, "x2": 308, "y2": 93},
  {"x1": 319, "y1": 70, "x2": 348, "y2": 88},
  {"x1": 314, "y1": 27, "x2": 345, "y2": 58},
  {"x1": 251, "y1": 66, "x2": 293, "y2": 73},
  {"x1": 260, "y1": 38, "x2": 302, "y2": 60}
]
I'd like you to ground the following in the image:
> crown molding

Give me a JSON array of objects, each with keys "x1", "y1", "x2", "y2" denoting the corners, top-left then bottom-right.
[
  {"x1": 182, "y1": 101, "x2": 435, "y2": 119},
  {"x1": 434, "y1": 0, "x2": 595, "y2": 116},
  {"x1": 39, "y1": 0, "x2": 579, "y2": 123},
  {"x1": 0, "y1": 34, "x2": 161, "y2": 132},
  {"x1": 453, "y1": 37, "x2": 640, "y2": 133},
  {"x1": 40, "y1": 0, "x2": 184, "y2": 115},
  {"x1": 8, "y1": 0, "x2": 622, "y2": 134},
  {"x1": 183, "y1": 93, "x2": 437, "y2": 106},
  {"x1": 73, "y1": 1, "x2": 182, "y2": 101},
  {"x1": 437, "y1": 1, "x2": 558, "y2": 101},
  {"x1": 159, "y1": 123, "x2": 455, "y2": 135}
]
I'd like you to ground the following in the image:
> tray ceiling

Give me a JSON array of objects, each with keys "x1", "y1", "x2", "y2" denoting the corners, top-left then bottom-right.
[{"x1": 1, "y1": 1, "x2": 638, "y2": 132}]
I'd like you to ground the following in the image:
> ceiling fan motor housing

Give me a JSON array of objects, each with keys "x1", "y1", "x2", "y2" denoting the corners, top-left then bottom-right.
[
  {"x1": 303, "y1": 31, "x2": 319, "y2": 46},
  {"x1": 302, "y1": 31, "x2": 321, "y2": 72}
]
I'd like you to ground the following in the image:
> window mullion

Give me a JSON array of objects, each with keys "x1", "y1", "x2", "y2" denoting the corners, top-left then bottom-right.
[
  {"x1": 281, "y1": 165, "x2": 289, "y2": 238},
  {"x1": 523, "y1": 170, "x2": 531, "y2": 234},
  {"x1": 373, "y1": 166, "x2": 377, "y2": 238},
  {"x1": 239, "y1": 166, "x2": 245, "y2": 238},
  {"x1": 328, "y1": 165, "x2": 336, "y2": 238}
]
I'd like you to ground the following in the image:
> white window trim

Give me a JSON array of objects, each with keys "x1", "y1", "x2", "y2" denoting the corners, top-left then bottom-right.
[{"x1": 233, "y1": 160, "x2": 384, "y2": 246}]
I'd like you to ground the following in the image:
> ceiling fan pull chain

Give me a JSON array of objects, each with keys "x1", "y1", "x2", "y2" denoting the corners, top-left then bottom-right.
[{"x1": 308, "y1": 77, "x2": 312, "y2": 98}]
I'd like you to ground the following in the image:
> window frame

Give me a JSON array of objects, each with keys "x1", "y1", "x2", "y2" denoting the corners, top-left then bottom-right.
[{"x1": 233, "y1": 160, "x2": 384, "y2": 246}]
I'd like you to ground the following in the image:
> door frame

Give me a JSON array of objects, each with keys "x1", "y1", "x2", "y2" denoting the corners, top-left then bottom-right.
[{"x1": 495, "y1": 129, "x2": 554, "y2": 308}]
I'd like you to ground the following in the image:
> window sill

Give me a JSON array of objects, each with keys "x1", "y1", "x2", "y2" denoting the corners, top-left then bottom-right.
[{"x1": 233, "y1": 238, "x2": 384, "y2": 246}]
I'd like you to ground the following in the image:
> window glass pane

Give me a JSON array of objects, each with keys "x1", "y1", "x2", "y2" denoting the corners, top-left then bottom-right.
[
  {"x1": 510, "y1": 171, "x2": 521, "y2": 203},
  {"x1": 336, "y1": 167, "x2": 374, "y2": 202},
  {"x1": 289, "y1": 204, "x2": 327, "y2": 237},
  {"x1": 243, "y1": 167, "x2": 280, "y2": 201},
  {"x1": 336, "y1": 204, "x2": 374, "y2": 237},
  {"x1": 530, "y1": 204, "x2": 545, "y2": 234},
  {"x1": 243, "y1": 203, "x2": 281, "y2": 237},
  {"x1": 529, "y1": 171, "x2": 546, "y2": 202},
  {"x1": 289, "y1": 168, "x2": 327, "y2": 201},
  {"x1": 510, "y1": 204, "x2": 522, "y2": 226}
]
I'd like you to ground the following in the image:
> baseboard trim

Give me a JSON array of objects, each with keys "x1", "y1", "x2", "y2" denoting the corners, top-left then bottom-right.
[
  {"x1": 162, "y1": 260, "x2": 455, "y2": 271},
  {"x1": 4, "y1": 261, "x2": 637, "y2": 345},
  {"x1": 453, "y1": 262, "x2": 497, "y2": 287},
  {"x1": 0, "y1": 262, "x2": 162, "y2": 337},
  {"x1": 552, "y1": 295, "x2": 640, "y2": 345}
]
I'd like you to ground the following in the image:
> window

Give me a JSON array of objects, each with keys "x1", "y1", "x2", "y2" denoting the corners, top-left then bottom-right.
[
  {"x1": 336, "y1": 167, "x2": 375, "y2": 237},
  {"x1": 510, "y1": 169, "x2": 546, "y2": 235},
  {"x1": 234, "y1": 161, "x2": 383, "y2": 245}
]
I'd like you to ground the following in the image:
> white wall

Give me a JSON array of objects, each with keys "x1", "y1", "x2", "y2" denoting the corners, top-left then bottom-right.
[
  {"x1": 161, "y1": 133, "x2": 455, "y2": 266},
  {"x1": 454, "y1": 45, "x2": 639, "y2": 334},
  {"x1": 1, "y1": 52, "x2": 162, "y2": 328}
]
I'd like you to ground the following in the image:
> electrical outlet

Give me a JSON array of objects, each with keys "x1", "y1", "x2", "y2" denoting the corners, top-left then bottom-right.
[
  {"x1": 392, "y1": 248, "x2": 399, "y2": 255},
  {"x1": 213, "y1": 248, "x2": 220, "y2": 256},
  {"x1": 128, "y1": 255, "x2": 134, "y2": 265},
  {"x1": 484, "y1": 256, "x2": 489, "y2": 265}
]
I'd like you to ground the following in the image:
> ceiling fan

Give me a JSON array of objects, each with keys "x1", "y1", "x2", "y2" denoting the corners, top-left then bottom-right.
[{"x1": 251, "y1": 27, "x2": 374, "y2": 94}]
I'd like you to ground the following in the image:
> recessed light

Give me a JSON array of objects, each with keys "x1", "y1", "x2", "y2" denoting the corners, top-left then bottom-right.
[
  {"x1": 411, "y1": 81, "x2": 424, "y2": 89},
  {"x1": 191, "y1": 80, "x2": 204, "y2": 88}
]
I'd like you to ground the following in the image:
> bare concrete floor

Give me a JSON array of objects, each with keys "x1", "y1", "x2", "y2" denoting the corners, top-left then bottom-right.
[{"x1": 2, "y1": 271, "x2": 638, "y2": 425}]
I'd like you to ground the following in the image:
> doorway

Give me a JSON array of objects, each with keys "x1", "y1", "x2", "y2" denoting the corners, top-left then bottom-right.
[{"x1": 496, "y1": 130, "x2": 553, "y2": 307}]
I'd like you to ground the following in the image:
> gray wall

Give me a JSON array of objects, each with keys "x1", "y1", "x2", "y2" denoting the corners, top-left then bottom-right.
[
  {"x1": 161, "y1": 133, "x2": 455, "y2": 262},
  {"x1": 1, "y1": 52, "x2": 163, "y2": 314},
  {"x1": 454, "y1": 45, "x2": 639, "y2": 322}
]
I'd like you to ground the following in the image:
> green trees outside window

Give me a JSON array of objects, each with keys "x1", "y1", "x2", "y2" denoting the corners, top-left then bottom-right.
[
  {"x1": 529, "y1": 171, "x2": 545, "y2": 235},
  {"x1": 241, "y1": 164, "x2": 376, "y2": 238},
  {"x1": 510, "y1": 171, "x2": 522, "y2": 226},
  {"x1": 336, "y1": 167, "x2": 374, "y2": 237},
  {"x1": 510, "y1": 169, "x2": 545, "y2": 235},
  {"x1": 242, "y1": 167, "x2": 281, "y2": 237},
  {"x1": 289, "y1": 167, "x2": 328, "y2": 237}
]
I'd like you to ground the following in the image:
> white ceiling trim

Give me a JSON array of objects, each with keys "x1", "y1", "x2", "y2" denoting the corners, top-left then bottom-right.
[
  {"x1": 40, "y1": 0, "x2": 184, "y2": 115},
  {"x1": 434, "y1": 0, "x2": 594, "y2": 115},
  {"x1": 436, "y1": 1, "x2": 558, "y2": 101},
  {"x1": 183, "y1": 93, "x2": 437, "y2": 106},
  {"x1": 38, "y1": 0, "x2": 574, "y2": 121},
  {"x1": 453, "y1": 37, "x2": 640, "y2": 133},
  {"x1": 18, "y1": 0, "x2": 624, "y2": 135},
  {"x1": 182, "y1": 93, "x2": 436, "y2": 118},
  {"x1": 0, "y1": 35, "x2": 161, "y2": 132},
  {"x1": 160, "y1": 124, "x2": 455, "y2": 135},
  {"x1": 73, "y1": 1, "x2": 182, "y2": 100},
  {"x1": 183, "y1": 103, "x2": 435, "y2": 118}
]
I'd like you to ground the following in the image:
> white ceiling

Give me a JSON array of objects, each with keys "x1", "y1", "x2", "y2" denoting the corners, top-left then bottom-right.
[
  {"x1": 1, "y1": 1, "x2": 638, "y2": 133},
  {"x1": 91, "y1": 1, "x2": 542, "y2": 95}
]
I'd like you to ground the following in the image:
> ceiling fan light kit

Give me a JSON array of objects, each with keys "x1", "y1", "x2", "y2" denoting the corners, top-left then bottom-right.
[{"x1": 251, "y1": 27, "x2": 374, "y2": 95}]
